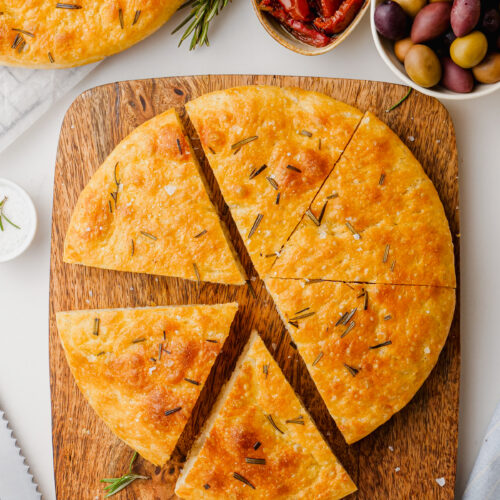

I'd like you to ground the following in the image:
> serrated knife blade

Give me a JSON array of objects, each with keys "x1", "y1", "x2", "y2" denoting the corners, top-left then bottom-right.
[{"x1": 0, "y1": 409, "x2": 41, "y2": 500}]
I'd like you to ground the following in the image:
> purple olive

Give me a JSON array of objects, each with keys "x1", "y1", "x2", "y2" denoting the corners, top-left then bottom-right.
[
  {"x1": 374, "y1": 1, "x2": 410, "y2": 41},
  {"x1": 440, "y1": 57, "x2": 474, "y2": 92},
  {"x1": 482, "y1": 9, "x2": 500, "y2": 34}
]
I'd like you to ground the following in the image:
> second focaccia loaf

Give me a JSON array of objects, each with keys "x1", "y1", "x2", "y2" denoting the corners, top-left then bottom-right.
[
  {"x1": 0, "y1": 1, "x2": 182, "y2": 68},
  {"x1": 175, "y1": 330, "x2": 357, "y2": 499},
  {"x1": 64, "y1": 108, "x2": 246, "y2": 285}
]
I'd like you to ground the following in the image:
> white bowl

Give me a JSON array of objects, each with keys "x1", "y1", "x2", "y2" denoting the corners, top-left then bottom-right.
[
  {"x1": 370, "y1": 0, "x2": 500, "y2": 100},
  {"x1": 0, "y1": 178, "x2": 37, "y2": 263}
]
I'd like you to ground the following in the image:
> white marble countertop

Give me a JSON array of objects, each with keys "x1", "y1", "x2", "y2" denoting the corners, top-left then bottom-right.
[{"x1": 0, "y1": 3, "x2": 499, "y2": 498}]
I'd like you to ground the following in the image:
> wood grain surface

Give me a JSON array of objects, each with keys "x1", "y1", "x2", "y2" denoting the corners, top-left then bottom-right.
[{"x1": 49, "y1": 75, "x2": 460, "y2": 500}]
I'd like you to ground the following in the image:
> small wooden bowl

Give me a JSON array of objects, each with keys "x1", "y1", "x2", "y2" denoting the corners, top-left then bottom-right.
[{"x1": 252, "y1": 0, "x2": 371, "y2": 56}]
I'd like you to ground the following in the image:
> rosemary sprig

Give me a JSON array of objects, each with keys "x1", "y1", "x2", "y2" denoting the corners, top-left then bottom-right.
[
  {"x1": 0, "y1": 197, "x2": 21, "y2": 231},
  {"x1": 173, "y1": 0, "x2": 233, "y2": 50},
  {"x1": 100, "y1": 452, "x2": 149, "y2": 498}
]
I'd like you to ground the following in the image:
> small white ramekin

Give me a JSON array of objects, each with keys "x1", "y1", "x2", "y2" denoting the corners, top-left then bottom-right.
[{"x1": 0, "y1": 178, "x2": 37, "y2": 263}]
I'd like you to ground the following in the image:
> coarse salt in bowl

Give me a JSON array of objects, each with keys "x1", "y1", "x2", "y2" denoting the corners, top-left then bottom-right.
[{"x1": 0, "y1": 178, "x2": 37, "y2": 263}]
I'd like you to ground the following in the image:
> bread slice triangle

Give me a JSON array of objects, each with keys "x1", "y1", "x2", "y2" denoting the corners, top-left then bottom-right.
[
  {"x1": 265, "y1": 278, "x2": 455, "y2": 443},
  {"x1": 271, "y1": 112, "x2": 455, "y2": 287},
  {"x1": 186, "y1": 86, "x2": 363, "y2": 277},
  {"x1": 64, "y1": 109, "x2": 246, "y2": 285},
  {"x1": 56, "y1": 303, "x2": 238, "y2": 465},
  {"x1": 175, "y1": 330, "x2": 357, "y2": 499}
]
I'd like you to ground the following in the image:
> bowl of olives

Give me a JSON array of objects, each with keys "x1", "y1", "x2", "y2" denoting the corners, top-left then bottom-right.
[{"x1": 371, "y1": 0, "x2": 500, "y2": 99}]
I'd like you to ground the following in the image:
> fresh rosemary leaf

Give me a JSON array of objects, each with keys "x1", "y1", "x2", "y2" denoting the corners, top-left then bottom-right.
[
  {"x1": 140, "y1": 231, "x2": 157, "y2": 240},
  {"x1": 344, "y1": 363, "x2": 359, "y2": 377},
  {"x1": 305, "y1": 209, "x2": 320, "y2": 226},
  {"x1": 327, "y1": 192, "x2": 338, "y2": 199},
  {"x1": 290, "y1": 311, "x2": 315, "y2": 321},
  {"x1": 132, "y1": 10, "x2": 141, "y2": 25},
  {"x1": 12, "y1": 28, "x2": 34, "y2": 38},
  {"x1": 341, "y1": 321, "x2": 355, "y2": 338},
  {"x1": 130, "y1": 239, "x2": 135, "y2": 256},
  {"x1": 164, "y1": 407, "x2": 182, "y2": 416},
  {"x1": 266, "y1": 414, "x2": 284, "y2": 434},
  {"x1": 370, "y1": 340, "x2": 392, "y2": 349},
  {"x1": 286, "y1": 165, "x2": 301, "y2": 173},
  {"x1": 304, "y1": 278, "x2": 325, "y2": 285},
  {"x1": 386, "y1": 88, "x2": 412, "y2": 113},
  {"x1": 230, "y1": 136, "x2": 258, "y2": 150},
  {"x1": 383, "y1": 244, "x2": 390, "y2": 263},
  {"x1": 288, "y1": 320, "x2": 299, "y2": 328},
  {"x1": 318, "y1": 201, "x2": 328, "y2": 224},
  {"x1": 342, "y1": 308, "x2": 357, "y2": 325},
  {"x1": 363, "y1": 291, "x2": 368, "y2": 311},
  {"x1": 335, "y1": 311, "x2": 348, "y2": 327},
  {"x1": 233, "y1": 472, "x2": 256, "y2": 489},
  {"x1": 286, "y1": 416, "x2": 305, "y2": 425},
  {"x1": 253, "y1": 441, "x2": 261, "y2": 450},
  {"x1": 249, "y1": 164, "x2": 267, "y2": 179},
  {"x1": 266, "y1": 176, "x2": 278, "y2": 190},
  {"x1": 245, "y1": 457, "x2": 266, "y2": 465},
  {"x1": 345, "y1": 221, "x2": 361, "y2": 239},
  {"x1": 176, "y1": 138, "x2": 183, "y2": 155},
  {"x1": 93, "y1": 318, "x2": 100, "y2": 336},
  {"x1": 384, "y1": 314, "x2": 392, "y2": 321},
  {"x1": 205, "y1": 339, "x2": 218, "y2": 343},
  {"x1": 312, "y1": 352, "x2": 323, "y2": 366},
  {"x1": 263, "y1": 363, "x2": 269, "y2": 377},
  {"x1": 275, "y1": 192, "x2": 280, "y2": 205},
  {"x1": 379, "y1": 173, "x2": 386, "y2": 185},
  {"x1": 248, "y1": 214, "x2": 263, "y2": 239},
  {"x1": 118, "y1": 8, "x2": 124, "y2": 28},
  {"x1": 299, "y1": 130, "x2": 312, "y2": 137},
  {"x1": 184, "y1": 378, "x2": 201, "y2": 385},
  {"x1": 132, "y1": 337, "x2": 146, "y2": 344},
  {"x1": 194, "y1": 229, "x2": 207, "y2": 238},
  {"x1": 11, "y1": 33, "x2": 22, "y2": 49},
  {"x1": 203, "y1": 483, "x2": 210, "y2": 489},
  {"x1": 391, "y1": 260, "x2": 396, "y2": 272},
  {"x1": 56, "y1": 3, "x2": 82, "y2": 8}
]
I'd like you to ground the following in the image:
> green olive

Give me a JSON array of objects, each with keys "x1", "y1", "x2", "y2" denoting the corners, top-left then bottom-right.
[
  {"x1": 450, "y1": 31, "x2": 488, "y2": 69},
  {"x1": 404, "y1": 44, "x2": 442, "y2": 87},
  {"x1": 473, "y1": 53, "x2": 500, "y2": 84},
  {"x1": 394, "y1": 37, "x2": 414, "y2": 62},
  {"x1": 394, "y1": 0, "x2": 427, "y2": 17}
]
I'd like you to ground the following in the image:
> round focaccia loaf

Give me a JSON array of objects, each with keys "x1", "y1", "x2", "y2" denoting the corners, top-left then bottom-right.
[{"x1": 0, "y1": 0, "x2": 182, "y2": 68}]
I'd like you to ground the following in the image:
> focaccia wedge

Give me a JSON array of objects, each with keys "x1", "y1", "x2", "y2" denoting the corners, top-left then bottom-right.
[
  {"x1": 265, "y1": 278, "x2": 455, "y2": 443},
  {"x1": 175, "y1": 330, "x2": 357, "y2": 499},
  {"x1": 64, "y1": 109, "x2": 246, "y2": 285},
  {"x1": 56, "y1": 303, "x2": 238, "y2": 465},
  {"x1": 186, "y1": 86, "x2": 363, "y2": 277},
  {"x1": 271, "y1": 112, "x2": 455, "y2": 287},
  {"x1": 0, "y1": 1, "x2": 182, "y2": 68}
]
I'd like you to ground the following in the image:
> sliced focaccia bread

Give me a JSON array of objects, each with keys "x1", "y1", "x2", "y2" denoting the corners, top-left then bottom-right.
[
  {"x1": 175, "y1": 330, "x2": 357, "y2": 499},
  {"x1": 186, "y1": 85, "x2": 363, "y2": 277},
  {"x1": 0, "y1": 0, "x2": 182, "y2": 68},
  {"x1": 56, "y1": 303, "x2": 238, "y2": 465},
  {"x1": 64, "y1": 109, "x2": 245, "y2": 285},
  {"x1": 271, "y1": 112, "x2": 455, "y2": 288},
  {"x1": 265, "y1": 278, "x2": 455, "y2": 443}
]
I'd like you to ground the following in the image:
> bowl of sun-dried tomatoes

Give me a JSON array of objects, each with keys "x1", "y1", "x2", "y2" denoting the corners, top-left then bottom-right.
[{"x1": 253, "y1": 0, "x2": 370, "y2": 55}]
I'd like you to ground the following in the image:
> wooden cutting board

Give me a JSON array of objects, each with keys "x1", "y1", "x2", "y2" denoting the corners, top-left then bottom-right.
[{"x1": 49, "y1": 75, "x2": 460, "y2": 500}]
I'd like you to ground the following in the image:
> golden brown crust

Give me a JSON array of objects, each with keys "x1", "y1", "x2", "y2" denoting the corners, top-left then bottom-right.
[
  {"x1": 63, "y1": 109, "x2": 246, "y2": 285},
  {"x1": 265, "y1": 278, "x2": 455, "y2": 443},
  {"x1": 186, "y1": 86, "x2": 363, "y2": 277},
  {"x1": 271, "y1": 112, "x2": 455, "y2": 288},
  {"x1": 56, "y1": 303, "x2": 238, "y2": 465},
  {"x1": 175, "y1": 331, "x2": 357, "y2": 499},
  {"x1": 0, "y1": 1, "x2": 182, "y2": 68}
]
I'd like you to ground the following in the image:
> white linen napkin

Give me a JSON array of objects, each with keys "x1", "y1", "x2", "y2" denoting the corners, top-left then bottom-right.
[
  {"x1": 0, "y1": 64, "x2": 98, "y2": 153},
  {"x1": 463, "y1": 402, "x2": 500, "y2": 499}
]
